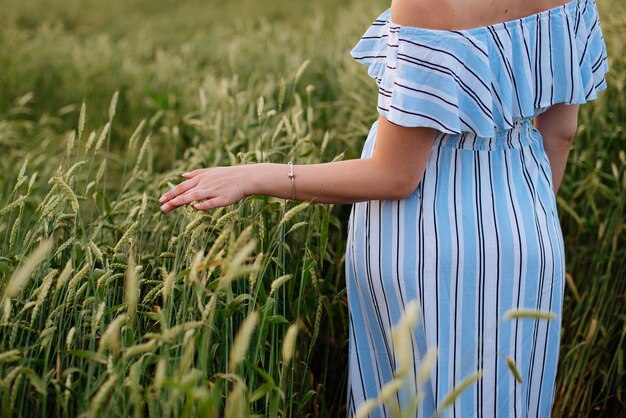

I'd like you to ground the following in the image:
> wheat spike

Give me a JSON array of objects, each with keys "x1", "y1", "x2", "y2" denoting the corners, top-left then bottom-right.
[
  {"x1": 278, "y1": 78, "x2": 287, "y2": 111},
  {"x1": 49, "y1": 177, "x2": 79, "y2": 213},
  {"x1": 39, "y1": 326, "x2": 57, "y2": 348},
  {"x1": 585, "y1": 318, "x2": 598, "y2": 344},
  {"x1": 1, "y1": 299, "x2": 11, "y2": 324},
  {"x1": 183, "y1": 215, "x2": 205, "y2": 236},
  {"x1": 13, "y1": 158, "x2": 28, "y2": 193},
  {"x1": 287, "y1": 221, "x2": 308, "y2": 234},
  {"x1": 114, "y1": 221, "x2": 138, "y2": 253},
  {"x1": 66, "y1": 263, "x2": 90, "y2": 302},
  {"x1": 282, "y1": 322, "x2": 299, "y2": 364},
  {"x1": 224, "y1": 380, "x2": 247, "y2": 418},
  {"x1": 126, "y1": 360, "x2": 143, "y2": 415},
  {"x1": 66, "y1": 327, "x2": 76, "y2": 349},
  {"x1": 379, "y1": 378, "x2": 404, "y2": 403},
  {"x1": 17, "y1": 301, "x2": 35, "y2": 317},
  {"x1": 279, "y1": 201, "x2": 310, "y2": 226},
  {"x1": 270, "y1": 274, "x2": 293, "y2": 294},
  {"x1": 0, "y1": 195, "x2": 27, "y2": 216},
  {"x1": 3, "y1": 239, "x2": 53, "y2": 300},
  {"x1": 390, "y1": 301, "x2": 419, "y2": 378},
  {"x1": 123, "y1": 340, "x2": 158, "y2": 358},
  {"x1": 63, "y1": 372, "x2": 73, "y2": 408},
  {"x1": 0, "y1": 350, "x2": 22, "y2": 363},
  {"x1": 219, "y1": 240, "x2": 257, "y2": 288},
  {"x1": 88, "y1": 241, "x2": 104, "y2": 264},
  {"x1": 56, "y1": 260, "x2": 74, "y2": 290},
  {"x1": 64, "y1": 161, "x2": 86, "y2": 181},
  {"x1": 108, "y1": 91, "x2": 119, "y2": 120},
  {"x1": 53, "y1": 237, "x2": 75, "y2": 258},
  {"x1": 188, "y1": 250, "x2": 204, "y2": 284},
  {"x1": 125, "y1": 255, "x2": 139, "y2": 319},
  {"x1": 229, "y1": 311, "x2": 259, "y2": 372},
  {"x1": 99, "y1": 314, "x2": 128, "y2": 356},
  {"x1": 87, "y1": 373, "x2": 118, "y2": 418},
  {"x1": 179, "y1": 329, "x2": 197, "y2": 374},
  {"x1": 294, "y1": 59, "x2": 310, "y2": 84},
  {"x1": 85, "y1": 130, "x2": 97, "y2": 151},
  {"x1": 162, "y1": 271, "x2": 176, "y2": 303},
  {"x1": 139, "y1": 192, "x2": 148, "y2": 217},
  {"x1": 309, "y1": 297, "x2": 324, "y2": 348},
  {"x1": 503, "y1": 308, "x2": 556, "y2": 321},
  {"x1": 128, "y1": 119, "x2": 146, "y2": 150},
  {"x1": 66, "y1": 130, "x2": 76, "y2": 154},
  {"x1": 96, "y1": 158, "x2": 107, "y2": 185},
  {"x1": 10, "y1": 373, "x2": 24, "y2": 413},
  {"x1": 135, "y1": 135, "x2": 151, "y2": 171},
  {"x1": 9, "y1": 211, "x2": 22, "y2": 251},
  {"x1": 27, "y1": 172, "x2": 37, "y2": 192},
  {"x1": 77, "y1": 101, "x2": 86, "y2": 140},
  {"x1": 92, "y1": 301, "x2": 106, "y2": 333},
  {"x1": 30, "y1": 268, "x2": 58, "y2": 325},
  {"x1": 418, "y1": 348, "x2": 438, "y2": 384},
  {"x1": 436, "y1": 371, "x2": 483, "y2": 414},
  {"x1": 505, "y1": 356, "x2": 523, "y2": 383},
  {"x1": 257, "y1": 96, "x2": 264, "y2": 121},
  {"x1": 94, "y1": 122, "x2": 111, "y2": 152},
  {"x1": 154, "y1": 358, "x2": 166, "y2": 390},
  {"x1": 248, "y1": 252, "x2": 264, "y2": 289},
  {"x1": 354, "y1": 399, "x2": 378, "y2": 418}
]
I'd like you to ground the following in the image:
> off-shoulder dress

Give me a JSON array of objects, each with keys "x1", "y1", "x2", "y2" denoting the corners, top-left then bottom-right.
[{"x1": 345, "y1": 0, "x2": 608, "y2": 416}]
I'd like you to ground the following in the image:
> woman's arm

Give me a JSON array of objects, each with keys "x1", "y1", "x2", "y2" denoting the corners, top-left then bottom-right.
[
  {"x1": 534, "y1": 103, "x2": 580, "y2": 193},
  {"x1": 159, "y1": 116, "x2": 435, "y2": 211}
]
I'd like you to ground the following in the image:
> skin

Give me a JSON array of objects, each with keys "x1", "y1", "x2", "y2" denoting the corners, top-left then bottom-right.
[
  {"x1": 390, "y1": 0, "x2": 574, "y2": 30},
  {"x1": 535, "y1": 104, "x2": 580, "y2": 192},
  {"x1": 159, "y1": 0, "x2": 580, "y2": 212}
]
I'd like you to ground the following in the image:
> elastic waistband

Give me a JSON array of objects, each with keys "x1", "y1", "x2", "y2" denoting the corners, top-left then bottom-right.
[{"x1": 434, "y1": 120, "x2": 540, "y2": 151}]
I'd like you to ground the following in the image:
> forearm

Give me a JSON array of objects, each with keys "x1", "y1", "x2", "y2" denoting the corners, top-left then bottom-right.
[
  {"x1": 541, "y1": 134, "x2": 572, "y2": 193},
  {"x1": 534, "y1": 104, "x2": 580, "y2": 194},
  {"x1": 249, "y1": 158, "x2": 420, "y2": 204}
]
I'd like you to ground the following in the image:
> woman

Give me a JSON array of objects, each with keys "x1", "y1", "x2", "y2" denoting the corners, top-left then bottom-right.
[{"x1": 160, "y1": 0, "x2": 608, "y2": 416}]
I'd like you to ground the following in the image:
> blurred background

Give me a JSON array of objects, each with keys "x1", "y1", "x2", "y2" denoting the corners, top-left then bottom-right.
[{"x1": 0, "y1": 0, "x2": 383, "y2": 136}]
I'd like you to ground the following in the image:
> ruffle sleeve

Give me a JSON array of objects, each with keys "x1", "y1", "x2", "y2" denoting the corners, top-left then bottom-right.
[{"x1": 350, "y1": 0, "x2": 609, "y2": 136}]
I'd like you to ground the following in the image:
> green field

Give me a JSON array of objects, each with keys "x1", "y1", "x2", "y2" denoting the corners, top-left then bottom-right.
[{"x1": 0, "y1": 0, "x2": 624, "y2": 416}]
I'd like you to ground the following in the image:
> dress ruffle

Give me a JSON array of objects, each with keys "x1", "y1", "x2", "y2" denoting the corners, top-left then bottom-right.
[{"x1": 350, "y1": 0, "x2": 609, "y2": 136}]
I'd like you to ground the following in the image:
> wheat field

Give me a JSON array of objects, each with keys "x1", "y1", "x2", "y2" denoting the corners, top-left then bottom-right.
[{"x1": 0, "y1": 0, "x2": 624, "y2": 416}]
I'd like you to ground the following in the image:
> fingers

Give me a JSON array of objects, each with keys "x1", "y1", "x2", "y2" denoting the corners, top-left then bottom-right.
[
  {"x1": 159, "y1": 167, "x2": 241, "y2": 212},
  {"x1": 192, "y1": 200, "x2": 218, "y2": 211},
  {"x1": 182, "y1": 168, "x2": 209, "y2": 179},
  {"x1": 160, "y1": 187, "x2": 210, "y2": 212},
  {"x1": 159, "y1": 177, "x2": 199, "y2": 204}
]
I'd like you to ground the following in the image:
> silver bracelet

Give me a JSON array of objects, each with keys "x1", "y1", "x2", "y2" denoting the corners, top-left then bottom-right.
[{"x1": 287, "y1": 161, "x2": 296, "y2": 200}]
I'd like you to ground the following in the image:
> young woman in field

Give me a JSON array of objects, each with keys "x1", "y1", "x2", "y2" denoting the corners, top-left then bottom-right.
[{"x1": 160, "y1": 0, "x2": 608, "y2": 415}]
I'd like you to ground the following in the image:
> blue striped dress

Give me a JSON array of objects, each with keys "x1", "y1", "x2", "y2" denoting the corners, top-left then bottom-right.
[{"x1": 345, "y1": 0, "x2": 608, "y2": 417}]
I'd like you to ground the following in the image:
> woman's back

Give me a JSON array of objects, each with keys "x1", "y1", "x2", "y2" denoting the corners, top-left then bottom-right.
[{"x1": 391, "y1": 0, "x2": 573, "y2": 30}]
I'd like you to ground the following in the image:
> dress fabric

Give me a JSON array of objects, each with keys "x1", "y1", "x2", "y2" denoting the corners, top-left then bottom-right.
[{"x1": 345, "y1": 0, "x2": 608, "y2": 417}]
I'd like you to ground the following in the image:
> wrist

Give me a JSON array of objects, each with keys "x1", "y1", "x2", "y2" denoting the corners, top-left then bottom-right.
[{"x1": 245, "y1": 163, "x2": 279, "y2": 198}]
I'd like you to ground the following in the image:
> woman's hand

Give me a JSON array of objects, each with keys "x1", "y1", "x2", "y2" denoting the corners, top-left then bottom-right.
[{"x1": 159, "y1": 166, "x2": 250, "y2": 212}]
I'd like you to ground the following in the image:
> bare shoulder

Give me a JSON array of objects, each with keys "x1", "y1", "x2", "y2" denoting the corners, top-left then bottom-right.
[{"x1": 390, "y1": 0, "x2": 573, "y2": 30}]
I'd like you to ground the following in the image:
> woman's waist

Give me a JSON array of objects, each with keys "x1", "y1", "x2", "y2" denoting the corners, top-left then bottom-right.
[
  {"x1": 362, "y1": 119, "x2": 541, "y2": 158},
  {"x1": 434, "y1": 119, "x2": 540, "y2": 151}
]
